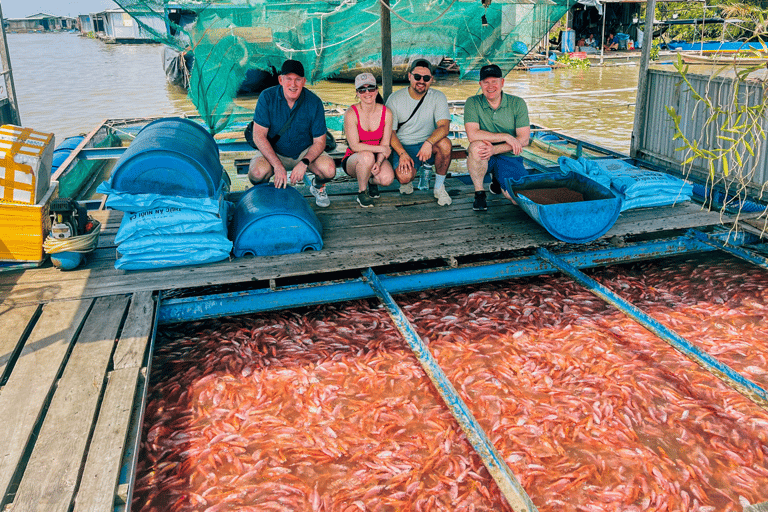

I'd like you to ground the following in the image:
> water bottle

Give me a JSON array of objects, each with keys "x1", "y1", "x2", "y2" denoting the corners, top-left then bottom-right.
[{"x1": 417, "y1": 163, "x2": 433, "y2": 190}]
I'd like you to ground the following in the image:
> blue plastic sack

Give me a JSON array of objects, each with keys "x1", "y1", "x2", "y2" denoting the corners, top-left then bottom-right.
[
  {"x1": 114, "y1": 201, "x2": 229, "y2": 244},
  {"x1": 115, "y1": 248, "x2": 231, "y2": 270},
  {"x1": 558, "y1": 157, "x2": 693, "y2": 211},
  {"x1": 117, "y1": 232, "x2": 233, "y2": 255},
  {"x1": 97, "y1": 178, "x2": 227, "y2": 214}
]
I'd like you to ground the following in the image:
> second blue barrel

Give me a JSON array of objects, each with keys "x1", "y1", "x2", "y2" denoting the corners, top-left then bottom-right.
[
  {"x1": 110, "y1": 118, "x2": 223, "y2": 198},
  {"x1": 232, "y1": 185, "x2": 323, "y2": 257}
]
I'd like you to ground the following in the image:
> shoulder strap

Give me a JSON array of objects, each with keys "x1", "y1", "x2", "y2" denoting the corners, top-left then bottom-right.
[
  {"x1": 397, "y1": 92, "x2": 427, "y2": 131},
  {"x1": 271, "y1": 89, "x2": 306, "y2": 143}
]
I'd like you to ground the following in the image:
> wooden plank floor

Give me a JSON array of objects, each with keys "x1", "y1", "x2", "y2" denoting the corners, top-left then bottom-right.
[
  {"x1": 0, "y1": 177, "x2": 726, "y2": 307},
  {"x1": 0, "y1": 292, "x2": 153, "y2": 512}
]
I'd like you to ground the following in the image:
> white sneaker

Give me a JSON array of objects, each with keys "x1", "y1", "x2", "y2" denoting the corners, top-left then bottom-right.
[
  {"x1": 399, "y1": 181, "x2": 414, "y2": 195},
  {"x1": 310, "y1": 183, "x2": 330, "y2": 207},
  {"x1": 434, "y1": 186, "x2": 452, "y2": 206}
]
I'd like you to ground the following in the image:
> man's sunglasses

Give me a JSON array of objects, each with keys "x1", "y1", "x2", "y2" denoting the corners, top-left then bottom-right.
[
  {"x1": 356, "y1": 85, "x2": 377, "y2": 93},
  {"x1": 412, "y1": 73, "x2": 432, "y2": 82}
]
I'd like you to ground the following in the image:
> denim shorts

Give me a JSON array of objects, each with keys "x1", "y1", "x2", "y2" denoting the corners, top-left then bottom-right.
[{"x1": 391, "y1": 142, "x2": 435, "y2": 172}]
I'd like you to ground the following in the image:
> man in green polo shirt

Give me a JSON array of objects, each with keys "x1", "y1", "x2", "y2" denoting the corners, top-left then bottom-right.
[{"x1": 464, "y1": 64, "x2": 531, "y2": 211}]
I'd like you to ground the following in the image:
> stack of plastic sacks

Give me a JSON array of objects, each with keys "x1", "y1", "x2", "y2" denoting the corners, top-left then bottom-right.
[
  {"x1": 97, "y1": 189, "x2": 232, "y2": 271},
  {"x1": 558, "y1": 157, "x2": 693, "y2": 212},
  {"x1": 96, "y1": 117, "x2": 232, "y2": 270}
]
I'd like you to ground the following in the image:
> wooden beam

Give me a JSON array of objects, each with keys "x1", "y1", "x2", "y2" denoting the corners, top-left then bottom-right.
[
  {"x1": 73, "y1": 366, "x2": 142, "y2": 512},
  {"x1": 112, "y1": 290, "x2": 154, "y2": 370}
]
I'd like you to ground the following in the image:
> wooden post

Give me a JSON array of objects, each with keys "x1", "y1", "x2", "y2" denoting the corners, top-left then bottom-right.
[
  {"x1": 380, "y1": 0, "x2": 393, "y2": 102},
  {"x1": 630, "y1": 0, "x2": 656, "y2": 159},
  {"x1": 0, "y1": 4, "x2": 22, "y2": 126}
]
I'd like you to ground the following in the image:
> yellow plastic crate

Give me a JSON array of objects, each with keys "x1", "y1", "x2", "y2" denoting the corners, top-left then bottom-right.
[
  {"x1": 0, "y1": 182, "x2": 58, "y2": 262},
  {"x1": 0, "y1": 125, "x2": 54, "y2": 205}
]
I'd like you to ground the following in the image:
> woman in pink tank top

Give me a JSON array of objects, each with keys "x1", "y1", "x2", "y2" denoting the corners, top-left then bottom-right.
[{"x1": 342, "y1": 73, "x2": 395, "y2": 207}]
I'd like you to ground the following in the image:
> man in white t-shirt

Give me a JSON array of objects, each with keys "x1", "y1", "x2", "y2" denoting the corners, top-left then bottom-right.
[{"x1": 386, "y1": 59, "x2": 453, "y2": 206}]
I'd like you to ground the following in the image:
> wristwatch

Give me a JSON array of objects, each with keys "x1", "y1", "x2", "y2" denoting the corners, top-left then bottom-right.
[{"x1": 301, "y1": 158, "x2": 311, "y2": 166}]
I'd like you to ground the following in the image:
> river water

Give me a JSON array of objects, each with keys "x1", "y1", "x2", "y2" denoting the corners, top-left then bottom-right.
[{"x1": 7, "y1": 32, "x2": 640, "y2": 153}]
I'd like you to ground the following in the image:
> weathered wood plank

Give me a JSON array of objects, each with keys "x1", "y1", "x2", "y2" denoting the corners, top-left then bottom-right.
[
  {"x1": 0, "y1": 304, "x2": 38, "y2": 380},
  {"x1": 73, "y1": 366, "x2": 141, "y2": 512},
  {"x1": 113, "y1": 291, "x2": 154, "y2": 370},
  {"x1": 10, "y1": 295, "x2": 130, "y2": 512},
  {"x1": 0, "y1": 299, "x2": 93, "y2": 500}
]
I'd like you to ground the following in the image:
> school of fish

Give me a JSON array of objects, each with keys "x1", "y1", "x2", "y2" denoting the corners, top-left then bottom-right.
[{"x1": 134, "y1": 253, "x2": 768, "y2": 512}]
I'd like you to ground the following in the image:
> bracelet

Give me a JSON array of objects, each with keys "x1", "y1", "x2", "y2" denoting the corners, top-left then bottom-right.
[
  {"x1": 301, "y1": 157, "x2": 311, "y2": 166},
  {"x1": 425, "y1": 140, "x2": 433, "y2": 146}
]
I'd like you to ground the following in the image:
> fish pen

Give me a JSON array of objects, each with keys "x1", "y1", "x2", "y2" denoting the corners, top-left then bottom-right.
[{"x1": 129, "y1": 242, "x2": 768, "y2": 511}]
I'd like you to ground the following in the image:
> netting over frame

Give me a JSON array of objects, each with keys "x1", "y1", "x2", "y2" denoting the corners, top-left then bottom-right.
[{"x1": 115, "y1": 0, "x2": 569, "y2": 133}]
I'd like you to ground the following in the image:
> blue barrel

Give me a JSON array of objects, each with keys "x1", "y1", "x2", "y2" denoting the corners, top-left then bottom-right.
[
  {"x1": 51, "y1": 135, "x2": 85, "y2": 172},
  {"x1": 109, "y1": 118, "x2": 223, "y2": 198},
  {"x1": 232, "y1": 185, "x2": 323, "y2": 257},
  {"x1": 508, "y1": 171, "x2": 621, "y2": 244},
  {"x1": 561, "y1": 29, "x2": 575, "y2": 53}
]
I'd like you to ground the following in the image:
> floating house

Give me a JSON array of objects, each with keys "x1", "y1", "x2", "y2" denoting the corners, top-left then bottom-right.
[
  {"x1": 77, "y1": 14, "x2": 94, "y2": 36},
  {"x1": 90, "y1": 8, "x2": 166, "y2": 43},
  {"x1": 4, "y1": 13, "x2": 77, "y2": 33}
]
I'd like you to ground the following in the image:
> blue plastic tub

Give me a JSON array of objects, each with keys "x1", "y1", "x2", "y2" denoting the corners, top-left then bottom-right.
[
  {"x1": 231, "y1": 185, "x2": 323, "y2": 257},
  {"x1": 110, "y1": 118, "x2": 223, "y2": 198},
  {"x1": 507, "y1": 171, "x2": 622, "y2": 244}
]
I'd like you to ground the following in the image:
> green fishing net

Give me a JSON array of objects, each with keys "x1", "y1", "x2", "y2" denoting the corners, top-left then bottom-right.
[{"x1": 114, "y1": 0, "x2": 569, "y2": 134}]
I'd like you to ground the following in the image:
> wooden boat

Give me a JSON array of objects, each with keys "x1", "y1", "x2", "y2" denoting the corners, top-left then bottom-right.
[{"x1": 680, "y1": 52, "x2": 768, "y2": 66}]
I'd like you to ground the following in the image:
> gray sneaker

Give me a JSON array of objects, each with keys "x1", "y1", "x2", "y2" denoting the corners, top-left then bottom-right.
[
  {"x1": 310, "y1": 181, "x2": 330, "y2": 207},
  {"x1": 434, "y1": 186, "x2": 452, "y2": 206},
  {"x1": 357, "y1": 190, "x2": 374, "y2": 208}
]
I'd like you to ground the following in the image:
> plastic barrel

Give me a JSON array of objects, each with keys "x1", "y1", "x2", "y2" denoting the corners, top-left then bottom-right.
[
  {"x1": 561, "y1": 30, "x2": 575, "y2": 53},
  {"x1": 110, "y1": 117, "x2": 223, "y2": 198},
  {"x1": 51, "y1": 135, "x2": 85, "y2": 172},
  {"x1": 232, "y1": 185, "x2": 323, "y2": 257}
]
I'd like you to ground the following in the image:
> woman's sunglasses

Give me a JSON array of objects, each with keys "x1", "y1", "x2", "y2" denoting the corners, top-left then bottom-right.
[
  {"x1": 356, "y1": 85, "x2": 377, "y2": 93},
  {"x1": 412, "y1": 73, "x2": 432, "y2": 82}
]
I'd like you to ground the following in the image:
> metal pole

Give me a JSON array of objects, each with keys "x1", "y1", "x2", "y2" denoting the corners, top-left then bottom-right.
[
  {"x1": 364, "y1": 268, "x2": 539, "y2": 512},
  {"x1": 0, "y1": 3, "x2": 22, "y2": 126},
  {"x1": 380, "y1": 0, "x2": 392, "y2": 102},
  {"x1": 630, "y1": 0, "x2": 656, "y2": 159},
  {"x1": 600, "y1": 4, "x2": 606, "y2": 65}
]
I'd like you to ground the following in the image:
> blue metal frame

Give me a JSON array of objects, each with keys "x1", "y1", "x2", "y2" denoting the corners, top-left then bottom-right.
[
  {"x1": 364, "y1": 269, "x2": 538, "y2": 512},
  {"x1": 158, "y1": 233, "x2": 730, "y2": 325},
  {"x1": 537, "y1": 247, "x2": 768, "y2": 404},
  {"x1": 688, "y1": 229, "x2": 768, "y2": 271}
]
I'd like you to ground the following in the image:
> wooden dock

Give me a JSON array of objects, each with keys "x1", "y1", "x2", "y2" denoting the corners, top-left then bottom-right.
[{"x1": 0, "y1": 175, "x2": 737, "y2": 510}]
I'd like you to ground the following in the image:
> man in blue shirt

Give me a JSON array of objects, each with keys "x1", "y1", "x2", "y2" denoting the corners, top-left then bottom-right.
[{"x1": 248, "y1": 60, "x2": 336, "y2": 207}]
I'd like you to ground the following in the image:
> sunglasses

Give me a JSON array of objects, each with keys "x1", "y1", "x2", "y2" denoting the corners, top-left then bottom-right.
[
  {"x1": 356, "y1": 85, "x2": 377, "y2": 93},
  {"x1": 412, "y1": 73, "x2": 432, "y2": 82}
]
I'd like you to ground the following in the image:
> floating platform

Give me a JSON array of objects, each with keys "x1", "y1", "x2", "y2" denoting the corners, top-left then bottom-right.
[{"x1": 1, "y1": 119, "x2": 767, "y2": 511}]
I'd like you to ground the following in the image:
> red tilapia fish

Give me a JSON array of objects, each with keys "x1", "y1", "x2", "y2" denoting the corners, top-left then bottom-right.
[
  {"x1": 397, "y1": 263, "x2": 768, "y2": 511},
  {"x1": 136, "y1": 254, "x2": 768, "y2": 512},
  {"x1": 589, "y1": 254, "x2": 768, "y2": 390},
  {"x1": 135, "y1": 301, "x2": 512, "y2": 512}
]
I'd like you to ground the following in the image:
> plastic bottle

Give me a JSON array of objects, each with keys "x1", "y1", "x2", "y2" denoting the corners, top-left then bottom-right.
[{"x1": 418, "y1": 163, "x2": 433, "y2": 190}]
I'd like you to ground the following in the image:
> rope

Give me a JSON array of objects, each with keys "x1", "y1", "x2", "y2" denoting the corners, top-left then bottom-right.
[{"x1": 43, "y1": 220, "x2": 101, "y2": 254}]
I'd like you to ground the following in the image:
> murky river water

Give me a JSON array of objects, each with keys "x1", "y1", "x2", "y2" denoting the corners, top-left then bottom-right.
[{"x1": 8, "y1": 32, "x2": 640, "y2": 153}]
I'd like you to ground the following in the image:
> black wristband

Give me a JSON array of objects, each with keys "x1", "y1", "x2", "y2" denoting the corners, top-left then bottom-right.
[{"x1": 301, "y1": 158, "x2": 311, "y2": 166}]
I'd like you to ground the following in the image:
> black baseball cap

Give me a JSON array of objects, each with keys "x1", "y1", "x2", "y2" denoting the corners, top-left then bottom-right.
[
  {"x1": 409, "y1": 58, "x2": 433, "y2": 73},
  {"x1": 280, "y1": 59, "x2": 305, "y2": 77},
  {"x1": 479, "y1": 64, "x2": 503, "y2": 80}
]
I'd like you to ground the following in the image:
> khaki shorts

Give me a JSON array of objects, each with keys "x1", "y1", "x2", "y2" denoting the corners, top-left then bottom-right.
[{"x1": 252, "y1": 148, "x2": 331, "y2": 172}]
